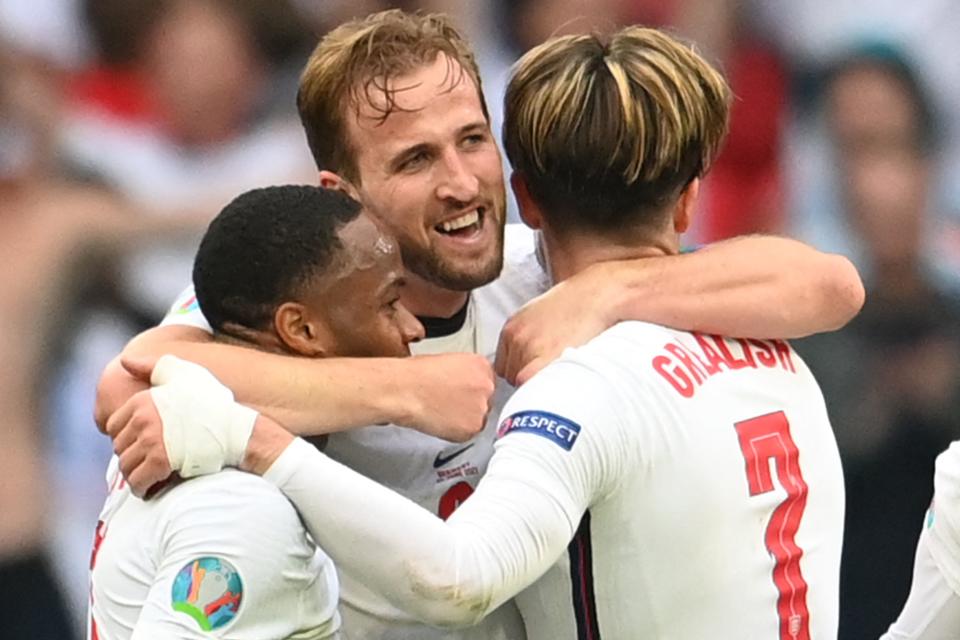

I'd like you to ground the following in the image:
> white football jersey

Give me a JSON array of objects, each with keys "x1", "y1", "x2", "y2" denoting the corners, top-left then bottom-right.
[
  {"x1": 256, "y1": 322, "x2": 845, "y2": 640},
  {"x1": 88, "y1": 458, "x2": 340, "y2": 640},
  {"x1": 883, "y1": 442, "x2": 960, "y2": 639},
  {"x1": 158, "y1": 224, "x2": 546, "y2": 639},
  {"x1": 494, "y1": 322, "x2": 845, "y2": 639}
]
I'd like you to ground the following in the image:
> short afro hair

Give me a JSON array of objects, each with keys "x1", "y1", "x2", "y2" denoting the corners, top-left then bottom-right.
[{"x1": 193, "y1": 185, "x2": 363, "y2": 334}]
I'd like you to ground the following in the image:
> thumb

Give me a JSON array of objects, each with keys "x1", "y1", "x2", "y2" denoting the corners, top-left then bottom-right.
[
  {"x1": 120, "y1": 354, "x2": 160, "y2": 383},
  {"x1": 515, "y1": 357, "x2": 547, "y2": 387}
]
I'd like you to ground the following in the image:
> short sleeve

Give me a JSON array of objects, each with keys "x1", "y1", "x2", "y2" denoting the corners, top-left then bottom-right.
[
  {"x1": 159, "y1": 285, "x2": 213, "y2": 332},
  {"x1": 132, "y1": 473, "x2": 340, "y2": 639}
]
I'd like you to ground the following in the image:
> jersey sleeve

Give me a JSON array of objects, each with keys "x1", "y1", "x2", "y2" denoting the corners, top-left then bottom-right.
[
  {"x1": 881, "y1": 524, "x2": 960, "y2": 639},
  {"x1": 159, "y1": 285, "x2": 213, "y2": 332},
  {"x1": 131, "y1": 474, "x2": 340, "y2": 640},
  {"x1": 262, "y1": 360, "x2": 631, "y2": 628},
  {"x1": 928, "y1": 441, "x2": 960, "y2": 595}
]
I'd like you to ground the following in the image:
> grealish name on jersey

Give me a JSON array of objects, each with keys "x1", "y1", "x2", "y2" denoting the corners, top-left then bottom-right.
[{"x1": 653, "y1": 332, "x2": 797, "y2": 398}]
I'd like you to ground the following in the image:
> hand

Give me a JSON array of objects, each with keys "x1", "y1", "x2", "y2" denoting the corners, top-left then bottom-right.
[
  {"x1": 496, "y1": 274, "x2": 613, "y2": 385},
  {"x1": 107, "y1": 355, "x2": 258, "y2": 495},
  {"x1": 396, "y1": 353, "x2": 496, "y2": 442},
  {"x1": 105, "y1": 384, "x2": 173, "y2": 498},
  {"x1": 94, "y1": 356, "x2": 151, "y2": 433}
]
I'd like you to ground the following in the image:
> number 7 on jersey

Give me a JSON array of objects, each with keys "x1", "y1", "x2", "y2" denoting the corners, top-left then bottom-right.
[{"x1": 735, "y1": 411, "x2": 810, "y2": 640}]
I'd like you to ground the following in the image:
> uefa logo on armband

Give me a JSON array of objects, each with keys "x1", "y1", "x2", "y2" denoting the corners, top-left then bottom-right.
[{"x1": 171, "y1": 556, "x2": 243, "y2": 630}]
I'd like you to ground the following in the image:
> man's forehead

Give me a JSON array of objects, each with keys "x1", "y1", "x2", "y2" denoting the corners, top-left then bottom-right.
[
  {"x1": 338, "y1": 215, "x2": 398, "y2": 265},
  {"x1": 349, "y1": 55, "x2": 480, "y2": 126}
]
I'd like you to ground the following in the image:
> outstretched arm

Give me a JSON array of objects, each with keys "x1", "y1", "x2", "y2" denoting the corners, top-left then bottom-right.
[
  {"x1": 96, "y1": 324, "x2": 494, "y2": 442},
  {"x1": 497, "y1": 234, "x2": 864, "y2": 384},
  {"x1": 115, "y1": 356, "x2": 619, "y2": 627}
]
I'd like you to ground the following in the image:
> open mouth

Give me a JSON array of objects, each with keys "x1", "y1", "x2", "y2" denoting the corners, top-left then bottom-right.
[{"x1": 434, "y1": 207, "x2": 485, "y2": 238}]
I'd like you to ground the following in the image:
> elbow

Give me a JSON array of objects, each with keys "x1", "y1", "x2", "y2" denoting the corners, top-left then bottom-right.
[
  {"x1": 404, "y1": 568, "x2": 492, "y2": 628},
  {"x1": 820, "y1": 254, "x2": 865, "y2": 331}
]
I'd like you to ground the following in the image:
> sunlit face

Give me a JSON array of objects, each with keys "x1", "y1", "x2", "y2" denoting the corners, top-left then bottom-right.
[
  {"x1": 302, "y1": 214, "x2": 424, "y2": 358},
  {"x1": 344, "y1": 55, "x2": 506, "y2": 297}
]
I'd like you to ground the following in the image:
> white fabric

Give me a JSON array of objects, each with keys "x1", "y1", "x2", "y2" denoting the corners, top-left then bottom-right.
[
  {"x1": 929, "y1": 442, "x2": 960, "y2": 595},
  {"x1": 158, "y1": 224, "x2": 543, "y2": 639},
  {"x1": 883, "y1": 442, "x2": 960, "y2": 639},
  {"x1": 151, "y1": 355, "x2": 257, "y2": 478},
  {"x1": 89, "y1": 458, "x2": 340, "y2": 640},
  {"x1": 262, "y1": 322, "x2": 845, "y2": 638}
]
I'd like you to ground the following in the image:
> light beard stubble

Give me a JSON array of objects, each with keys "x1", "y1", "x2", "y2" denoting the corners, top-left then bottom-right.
[{"x1": 400, "y1": 223, "x2": 505, "y2": 291}]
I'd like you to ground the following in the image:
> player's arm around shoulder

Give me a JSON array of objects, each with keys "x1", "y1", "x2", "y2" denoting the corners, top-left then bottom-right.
[
  {"x1": 496, "y1": 234, "x2": 865, "y2": 384},
  {"x1": 98, "y1": 284, "x2": 493, "y2": 445},
  {"x1": 132, "y1": 473, "x2": 341, "y2": 639}
]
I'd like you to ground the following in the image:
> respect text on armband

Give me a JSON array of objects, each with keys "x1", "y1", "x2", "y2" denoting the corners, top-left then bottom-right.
[{"x1": 497, "y1": 410, "x2": 581, "y2": 451}]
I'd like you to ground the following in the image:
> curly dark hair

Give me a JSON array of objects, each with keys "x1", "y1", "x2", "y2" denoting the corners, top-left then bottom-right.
[{"x1": 193, "y1": 185, "x2": 362, "y2": 333}]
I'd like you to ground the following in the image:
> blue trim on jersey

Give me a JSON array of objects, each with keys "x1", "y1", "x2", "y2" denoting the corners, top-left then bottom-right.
[{"x1": 497, "y1": 410, "x2": 581, "y2": 451}]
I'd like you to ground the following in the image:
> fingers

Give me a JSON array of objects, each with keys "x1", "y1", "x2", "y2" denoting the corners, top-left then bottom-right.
[
  {"x1": 105, "y1": 394, "x2": 138, "y2": 439},
  {"x1": 119, "y1": 355, "x2": 158, "y2": 382},
  {"x1": 494, "y1": 331, "x2": 509, "y2": 379},
  {"x1": 118, "y1": 443, "x2": 147, "y2": 488},
  {"x1": 516, "y1": 357, "x2": 547, "y2": 386},
  {"x1": 118, "y1": 439, "x2": 173, "y2": 498}
]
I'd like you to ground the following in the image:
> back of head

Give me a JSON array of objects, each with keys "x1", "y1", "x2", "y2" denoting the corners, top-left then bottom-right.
[
  {"x1": 503, "y1": 26, "x2": 731, "y2": 237},
  {"x1": 193, "y1": 185, "x2": 362, "y2": 335},
  {"x1": 297, "y1": 9, "x2": 488, "y2": 182}
]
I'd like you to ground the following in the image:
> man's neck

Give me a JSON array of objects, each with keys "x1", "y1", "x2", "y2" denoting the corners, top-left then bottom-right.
[
  {"x1": 400, "y1": 272, "x2": 471, "y2": 318},
  {"x1": 544, "y1": 227, "x2": 678, "y2": 282}
]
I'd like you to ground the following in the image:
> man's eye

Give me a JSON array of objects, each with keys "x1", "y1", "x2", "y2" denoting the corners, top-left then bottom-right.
[
  {"x1": 400, "y1": 152, "x2": 428, "y2": 172},
  {"x1": 462, "y1": 133, "x2": 485, "y2": 147}
]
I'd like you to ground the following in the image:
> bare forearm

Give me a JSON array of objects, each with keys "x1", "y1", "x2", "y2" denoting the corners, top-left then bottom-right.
[
  {"x1": 605, "y1": 235, "x2": 865, "y2": 338},
  {"x1": 118, "y1": 326, "x2": 409, "y2": 434}
]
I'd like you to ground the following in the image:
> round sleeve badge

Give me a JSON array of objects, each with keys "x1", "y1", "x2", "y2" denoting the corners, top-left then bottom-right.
[{"x1": 171, "y1": 557, "x2": 243, "y2": 631}]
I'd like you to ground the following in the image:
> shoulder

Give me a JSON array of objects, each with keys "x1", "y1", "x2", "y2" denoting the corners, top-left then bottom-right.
[
  {"x1": 159, "y1": 470, "x2": 303, "y2": 539},
  {"x1": 159, "y1": 285, "x2": 212, "y2": 331}
]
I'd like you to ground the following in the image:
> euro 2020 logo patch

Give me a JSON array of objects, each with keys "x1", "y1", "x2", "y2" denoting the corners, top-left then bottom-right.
[{"x1": 171, "y1": 556, "x2": 243, "y2": 631}]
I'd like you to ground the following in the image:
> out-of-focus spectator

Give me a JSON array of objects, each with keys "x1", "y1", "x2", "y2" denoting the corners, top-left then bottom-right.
[
  {"x1": 756, "y1": 0, "x2": 960, "y2": 207},
  {"x1": 0, "y1": 39, "x2": 141, "y2": 639},
  {"x1": 795, "y1": 48, "x2": 960, "y2": 640},
  {"x1": 62, "y1": 0, "x2": 316, "y2": 315},
  {"x1": 495, "y1": 0, "x2": 788, "y2": 241}
]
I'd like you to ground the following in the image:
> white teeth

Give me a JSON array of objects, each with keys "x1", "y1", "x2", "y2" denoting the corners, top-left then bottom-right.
[{"x1": 439, "y1": 210, "x2": 480, "y2": 232}]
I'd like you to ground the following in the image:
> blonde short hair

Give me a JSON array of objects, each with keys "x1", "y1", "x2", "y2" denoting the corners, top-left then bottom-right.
[
  {"x1": 503, "y1": 26, "x2": 731, "y2": 234},
  {"x1": 298, "y1": 9, "x2": 488, "y2": 182}
]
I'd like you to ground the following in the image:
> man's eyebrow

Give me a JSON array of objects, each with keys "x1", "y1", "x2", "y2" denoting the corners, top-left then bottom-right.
[
  {"x1": 388, "y1": 142, "x2": 433, "y2": 168},
  {"x1": 457, "y1": 121, "x2": 488, "y2": 135}
]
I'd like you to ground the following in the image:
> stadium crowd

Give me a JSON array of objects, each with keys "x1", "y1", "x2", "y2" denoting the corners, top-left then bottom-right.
[{"x1": 2, "y1": 1, "x2": 960, "y2": 638}]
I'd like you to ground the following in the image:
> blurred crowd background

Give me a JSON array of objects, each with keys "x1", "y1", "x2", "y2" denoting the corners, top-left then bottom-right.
[{"x1": 2, "y1": 1, "x2": 959, "y2": 638}]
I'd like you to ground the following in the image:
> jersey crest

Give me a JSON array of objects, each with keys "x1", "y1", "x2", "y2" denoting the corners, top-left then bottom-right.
[
  {"x1": 171, "y1": 556, "x2": 243, "y2": 631},
  {"x1": 498, "y1": 410, "x2": 581, "y2": 451}
]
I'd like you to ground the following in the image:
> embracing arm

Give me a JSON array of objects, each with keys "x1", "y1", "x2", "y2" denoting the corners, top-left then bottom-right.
[
  {"x1": 498, "y1": 235, "x2": 864, "y2": 383},
  {"x1": 259, "y1": 435, "x2": 581, "y2": 628},
  {"x1": 96, "y1": 324, "x2": 493, "y2": 441},
  {"x1": 246, "y1": 362, "x2": 619, "y2": 627}
]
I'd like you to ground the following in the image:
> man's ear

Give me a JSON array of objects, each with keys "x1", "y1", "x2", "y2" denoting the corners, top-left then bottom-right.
[
  {"x1": 274, "y1": 302, "x2": 334, "y2": 357},
  {"x1": 318, "y1": 171, "x2": 361, "y2": 201},
  {"x1": 510, "y1": 172, "x2": 543, "y2": 230},
  {"x1": 674, "y1": 177, "x2": 700, "y2": 234}
]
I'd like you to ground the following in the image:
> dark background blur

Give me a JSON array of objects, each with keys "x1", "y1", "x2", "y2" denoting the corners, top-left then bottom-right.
[{"x1": 2, "y1": 1, "x2": 959, "y2": 638}]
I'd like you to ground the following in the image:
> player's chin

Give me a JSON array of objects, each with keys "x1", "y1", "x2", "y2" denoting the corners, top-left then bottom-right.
[{"x1": 437, "y1": 254, "x2": 504, "y2": 290}]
